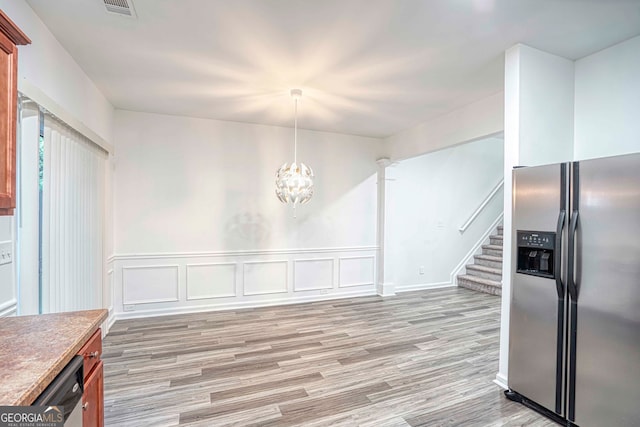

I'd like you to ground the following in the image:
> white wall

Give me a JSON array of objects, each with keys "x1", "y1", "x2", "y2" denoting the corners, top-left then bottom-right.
[
  {"x1": 518, "y1": 46, "x2": 575, "y2": 166},
  {"x1": 16, "y1": 107, "x2": 40, "y2": 315},
  {"x1": 498, "y1": 43, "x2": 575, "y2": 388},
  {"x1": 112, "y1": 110, "x2": 385, "y2": 318},
  {"x1": 385, "y1": 92, "x2": 504, "y2": 162},
  {"x1": 0, "y1": 1, "x2": 114, "y2": 143},
  {"x1": 574, "y1": 35, "x2": 640, "y2": 160},
  {"x1": 0, "y1": 1, "x2": 114, "y2": 316},
  {"x1": 387, "y1": 137, "x2": 503, "y2": 291},
  {"x1": 0, "y1": 218, "x2": 15, "y2": 316}
]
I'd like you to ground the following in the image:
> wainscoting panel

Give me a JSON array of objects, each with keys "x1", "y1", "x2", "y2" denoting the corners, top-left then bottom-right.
[
  {"x1": 122, "y1": 265, "x2": 180, "y2": 305},
  {"x1": 339, "y1": 256, "x2": 375, "y2": 287},
  {"x1": 187, "y1": 263, "x2": 236, "y2": 300},
  {"x1": 294, "y1": 258, "x2": 334, "y2": 291},
  {"x1": 111, "y1": 246, "x2": 377, "y2": 319},
  {"x1": 243, "y1": 261, "x2": 288, "y2": 296}
]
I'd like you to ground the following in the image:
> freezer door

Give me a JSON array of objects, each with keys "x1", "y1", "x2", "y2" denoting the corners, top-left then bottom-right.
[
  {"x1": 509, "y1": 163, "x2": 567, "y2": 415},
  {"x1": 572, "y1": 153, "x2": 640, "y2": 427}
]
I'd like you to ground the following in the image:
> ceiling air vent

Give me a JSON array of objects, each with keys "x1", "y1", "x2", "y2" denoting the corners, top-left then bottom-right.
[{"x1": 103, "y1": 0, "x2": 137, "y2": 18}]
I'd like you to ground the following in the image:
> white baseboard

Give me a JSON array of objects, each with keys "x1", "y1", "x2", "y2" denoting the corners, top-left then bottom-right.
[
  {"x1": 395, "y1": 281, "x2": 454, "y2": 293},
  {"x1": 103, "y1": 309, "x2": 117, "y2": 336},
  {"x1": 0, "y1": 299, "x2": 17, "y2": 317},
  {"x1": 377, "y1": 282, "x2": 396, "y2": 296},
  {"x1": 450, "y1": 213, "x2": 504, "y2": 284},
  {"x1": 112, "y1": 289, "x2": 377, "y2": 322},
  {"x1": 494, "y1": 372, "x2": 508, "y2": 390}
]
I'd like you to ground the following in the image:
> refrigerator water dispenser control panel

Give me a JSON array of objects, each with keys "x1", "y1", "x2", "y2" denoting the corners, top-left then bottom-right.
[{"x1": 516, "y1": 231, "x2": 555, "y2": 279}]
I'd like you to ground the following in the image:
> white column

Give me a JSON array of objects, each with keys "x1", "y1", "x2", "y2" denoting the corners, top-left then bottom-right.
[
  {"x1": 376, "y1": 158, "x2": 396, "y2": 297},
  {"x1": 497, "y1": 44, "x2": 575, "y2": 389},
  {"x1": 17, "y1": 103, "x2": 40, "y2": 315},
  {"x1": 496, "y1": 45, "x2": 521, "y2": 389}
]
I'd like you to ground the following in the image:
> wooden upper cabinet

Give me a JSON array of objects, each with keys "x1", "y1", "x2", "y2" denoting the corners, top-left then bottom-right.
[{"x1": 0, "y1": 10, "x2": 29, "y2": 216}]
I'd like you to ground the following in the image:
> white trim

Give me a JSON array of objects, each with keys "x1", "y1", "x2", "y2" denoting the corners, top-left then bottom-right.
[
  {"x1": 459, "y1": 179, "x2": 504, "y2": 232},
  {"x1": 103, "y1": 309, "x2": 117, "y2": 337},
  {"x1": 112, "y1": 289, "x2": 377, "y2": 321},
  {"x1": 110, "y1": 247, "x2": 377, "y2": 317},
  {"x1": 396, "y1": 282, "x2": 454, "y2": 293},
  {"x1": 18, "y1": 79, "x2": 113, "y2": 154},
  {"x1": 185, "y1": 262, "x2": 237, "y2": 300},
  {"x1": 111, "y1": 246, "x2": 378, "y2": 261},
  {"x1": 451, "y1": 213, "x2": 504, "y2": 284},
  {"x1": 0, "y1": 299, "x2": 18, "y2": 317},
  {"x1": 107, "y1": 269, "x2": 114, "y2": 313},
  {"x1": 377, "y1": 282, "x2": 396, "y2": 297},
  {"x1": 494, "y1": 372, "x2": 509, "y2": 390},
  {"x1": 122, "y1": 265, "x2": 180, "y2": 304},
  {"x1": 0, "y1": 298, "x2": 18, "y2": 313},
  {"x1": 293, "y1": 257, "x2": 335, "y2": 264}
]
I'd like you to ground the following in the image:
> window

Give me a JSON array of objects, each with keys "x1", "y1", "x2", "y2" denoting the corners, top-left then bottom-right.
[{"x1": 17, "y1": 96, "x2": 107, "y2": 313}]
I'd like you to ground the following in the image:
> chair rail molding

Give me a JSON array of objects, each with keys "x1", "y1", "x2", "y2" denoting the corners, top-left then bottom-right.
[
  {"x1": 111, "y1": 245, "x2": 377, "y2": 260},
  {"x1": 459, "y1": 179, "x2": 504, "y2": 233}
]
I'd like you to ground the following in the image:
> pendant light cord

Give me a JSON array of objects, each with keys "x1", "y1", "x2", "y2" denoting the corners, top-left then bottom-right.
[
  {"x1": 293, "y1": 99, "x2": 297, "y2": 218},
  {"x1": 294, "y1": 97, "x2": 298, "y2": 164}
]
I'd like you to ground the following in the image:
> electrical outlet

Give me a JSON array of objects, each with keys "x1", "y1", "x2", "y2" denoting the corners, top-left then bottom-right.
[
  {"x1": 419, "y1": 266, "x2": 425, "y2": 275},
  {"x1": 0, "y1": 241, "x2": 12, "y2": 266},
  {"x1": 123, "y1": 305, "x2": 135, "y2": 312}
]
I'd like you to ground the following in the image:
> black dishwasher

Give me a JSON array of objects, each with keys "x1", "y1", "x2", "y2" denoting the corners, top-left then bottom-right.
[{"x1": 32, "y1": 355, "x2": 84, "y2": 426}]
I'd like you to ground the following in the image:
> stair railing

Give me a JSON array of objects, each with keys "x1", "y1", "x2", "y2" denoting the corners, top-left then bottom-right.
[{"x1": 458, "y1": 179, "x2": 504, "y2": 233}]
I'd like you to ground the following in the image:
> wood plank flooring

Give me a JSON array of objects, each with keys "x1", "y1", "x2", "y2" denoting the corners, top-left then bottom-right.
[{"x1": 103, "y1": 288, "x2": 556, "y2": 426}]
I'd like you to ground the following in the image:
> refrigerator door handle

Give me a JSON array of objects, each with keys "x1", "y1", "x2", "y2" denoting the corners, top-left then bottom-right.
[
  {"x1": 554, "y1": 209, "x2": 566, "y2": 298},
  {"x1": 567, "y1": 210, "x2": 579, "y2": 301},
  {"x1": 554, "y1": 208, "x2": 567, "y2": 414}
]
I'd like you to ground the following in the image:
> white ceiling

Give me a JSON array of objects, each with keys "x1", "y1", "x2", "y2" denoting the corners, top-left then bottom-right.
[{"x1": 25, "y1": 0, "x2": 640, "y2": 138}]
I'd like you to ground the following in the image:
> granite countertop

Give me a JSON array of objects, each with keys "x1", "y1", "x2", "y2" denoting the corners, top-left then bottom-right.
[{"x1": 0, "y1": 309, "x2": 107, "y2": 405}]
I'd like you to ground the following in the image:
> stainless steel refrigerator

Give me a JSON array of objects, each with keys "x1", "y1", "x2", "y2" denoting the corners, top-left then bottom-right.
[{"x1": 506, "y1": 152, "x2": 640, "y2": 426}]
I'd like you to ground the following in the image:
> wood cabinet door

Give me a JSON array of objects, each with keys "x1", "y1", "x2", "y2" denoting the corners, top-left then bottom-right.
[
  {"x1": 0, "y1": 10, "x2": 29, "y2": 216},
  {"x1": 82, "y1": 360, "x2": 104, "y2": 427},
  {"x1": 0, "y1": 29, "x2": 17, "y2": 215}
]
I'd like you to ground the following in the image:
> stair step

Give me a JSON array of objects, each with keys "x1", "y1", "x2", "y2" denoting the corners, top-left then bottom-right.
[
  {"x1": 466, "y1": 264, "x2": 502, "y2": 281},
  {"x1": 497, "y1": 225, "x2": 503, "y2": 236},
  {"x1": 474, "y1": 254, "x2": 503, "y2": 269},
  {"x1": 482, "y1": 244, "x2": 503, "y2": 257},
  {"x1": 457, "y1": 275, "x2": 502, "y2": 296},
  {"x1": 489, "y1": 235, "x2": 503, "y2": 246}
]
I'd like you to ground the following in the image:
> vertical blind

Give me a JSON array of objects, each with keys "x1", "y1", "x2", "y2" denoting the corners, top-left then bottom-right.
[{"x1": 41, "y1": 115, "x2": 107, "y2": 313}]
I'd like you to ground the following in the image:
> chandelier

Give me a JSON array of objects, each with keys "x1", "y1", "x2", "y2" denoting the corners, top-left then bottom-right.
[{"x1": 275, "y1": 89, "x2": 314, "y2": 212}]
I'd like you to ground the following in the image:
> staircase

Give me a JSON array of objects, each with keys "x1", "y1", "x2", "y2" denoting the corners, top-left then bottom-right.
[{"x1": 457, "y1": 225, "x2": 503, "y2": 296}]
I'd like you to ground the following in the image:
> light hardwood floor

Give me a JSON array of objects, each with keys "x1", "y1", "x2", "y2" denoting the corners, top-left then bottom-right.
[{"x1": 103, "y1": 287, "x2": 556, "y2": 426}]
